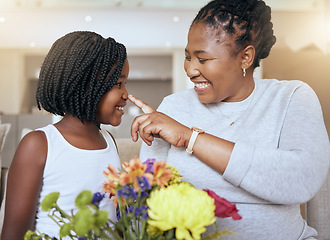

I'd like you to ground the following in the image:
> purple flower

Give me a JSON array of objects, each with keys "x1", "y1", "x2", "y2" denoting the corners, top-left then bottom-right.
[
  {"x1": 117, "y1": 185, "x2": 137, "y2": 201},
  {"x1": 78, "y1": 238, "x2": 86, "y2": 240},
  {"x1": 127, "y1": 205, "x2": 134, "y2": 214},
  {"x1": 116, "y1": 209, "x2": 121, "y2": 221},
  {"x1": 134, "y1": 207, "x2": 143, "y2": 216},
  {"x1": 141, "y1": 205, "x2": 148, "y2": 211},
  {"x1": 141, "y1": 205, "x2": 149, "y2": 220},
  {"x1": 143, "y1": 158, "x2": 156, "y2": 173},
  {"x1": 142, "y1": 211, "x2": 149, "y2": 221},
  {"x1": 137, "y1": 176, "x2": 151, "y2": 192},
  {"x1": 127, "y1": 204, "x2": 149, "y2": 219},
  {"x1": 91, "y1": 192, "x2": 105, "y2": 207},
  {"x1": 140, "y1": 191, "x2": 149, "y2": 199}
]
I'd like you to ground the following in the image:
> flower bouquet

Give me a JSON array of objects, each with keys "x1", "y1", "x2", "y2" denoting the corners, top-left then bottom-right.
[{"x1": 25, "y1": 158, "x2": 241, "y2": 240}]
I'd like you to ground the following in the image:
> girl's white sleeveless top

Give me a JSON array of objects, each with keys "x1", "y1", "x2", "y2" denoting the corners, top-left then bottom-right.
[{"x1": 34, "y1": 124, "x2": 121, "y2": 238}]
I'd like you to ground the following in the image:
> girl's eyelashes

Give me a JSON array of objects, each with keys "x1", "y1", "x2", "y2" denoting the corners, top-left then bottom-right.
[
  {"x1": 185, "y1": 55, "x2": 191, "y2": 61},
  {"x1": 116, "y1": 81, "x2": 127, "y2": 89}
]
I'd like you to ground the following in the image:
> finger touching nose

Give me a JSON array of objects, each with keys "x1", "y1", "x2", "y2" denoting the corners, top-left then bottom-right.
[{"x1": 128, "y1": 95, "x2": 155, "y2": 114}]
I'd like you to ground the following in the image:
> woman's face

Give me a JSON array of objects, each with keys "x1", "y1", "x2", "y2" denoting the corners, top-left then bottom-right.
[
  {"x1": 96, "y1": 59, "x2": 129, "y2": 126},
  {"x1": 184, "y1": 22, "x2": 252, "y2": 103}
]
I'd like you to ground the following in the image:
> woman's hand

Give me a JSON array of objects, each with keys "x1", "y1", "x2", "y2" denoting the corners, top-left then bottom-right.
[{"x1": 128, "y1": 95, "x2": 191, "y2": 147}]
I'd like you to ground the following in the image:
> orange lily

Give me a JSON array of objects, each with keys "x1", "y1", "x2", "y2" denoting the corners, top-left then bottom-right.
[{"x1": 153, "y1": 161, "x2": 174, "y2": 188}]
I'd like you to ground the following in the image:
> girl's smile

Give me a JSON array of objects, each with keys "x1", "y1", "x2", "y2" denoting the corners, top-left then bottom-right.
[{"x1": 115, "y1": 105, "x2": 125, "y2": 115}]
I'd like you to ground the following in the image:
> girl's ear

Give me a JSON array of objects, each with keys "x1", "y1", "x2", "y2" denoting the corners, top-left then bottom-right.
[{"x1": 241, "y1": 45, "x2": 255, "y2": 70}]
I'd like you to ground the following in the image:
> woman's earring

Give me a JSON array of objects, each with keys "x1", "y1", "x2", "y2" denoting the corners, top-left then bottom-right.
[{"x1": 242, "y1": 68, "x2": 246, "y2": 77}]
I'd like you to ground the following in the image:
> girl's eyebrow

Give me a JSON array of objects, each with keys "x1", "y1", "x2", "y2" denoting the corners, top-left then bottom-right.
[{"x1": 119, "y1": 74, "x2": 126, "y2": 79}]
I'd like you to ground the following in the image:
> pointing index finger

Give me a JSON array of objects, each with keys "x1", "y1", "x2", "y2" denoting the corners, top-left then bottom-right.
[{"x1": 128, "y1": 95, "x2": 155, "y2": 114}]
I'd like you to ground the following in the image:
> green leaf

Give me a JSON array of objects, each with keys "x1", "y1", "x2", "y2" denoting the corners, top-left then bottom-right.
[
  {"x1": 24, "y1": 230, "x2": 37, "y2": 240},
  {"x1": 115, "y1": 220, "x2": 125, "y2": 233},
  {"x1": 151, "y1": 235, "x2": 163, "y2": 240},
  {"x1": 73, "y1": 208, "x2": 94, "y2": 236},
  {"x1": 75, "y1": 190, "x2": 93, "y2": 208},
  {"x1": 98, "y1": 231, "x2": 113, "y2": 240},
  {"x1": 59, "y1": 223, "x2": 72, "y2": 237},
  {"x1": 94, "y1": 210, "x2": 109, "y2": 227},
  {"x1": 164, "y1": 229, "x2": 175, "y2": 240},
  {"x1": 201, "y1": 229, "x2": 235, "y2": 240},
  {"x1": 123, "y1": 231, "x2": 136, "y2": 240},
  {"x1": 41, "y1": 192, "x2": 60, "y2": 211}
]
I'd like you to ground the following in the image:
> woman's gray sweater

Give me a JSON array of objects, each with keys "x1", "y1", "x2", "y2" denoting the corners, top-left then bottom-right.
[{"x1": 140, "y1": 78, "x2": 330, "y2": 240}]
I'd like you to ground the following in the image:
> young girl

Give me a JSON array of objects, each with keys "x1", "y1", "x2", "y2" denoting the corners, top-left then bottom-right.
[{"x1": 1, "y1": 31, "x2": 128, "y2": 239}]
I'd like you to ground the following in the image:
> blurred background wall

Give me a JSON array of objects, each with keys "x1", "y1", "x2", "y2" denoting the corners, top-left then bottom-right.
[{"x1": 0, "y1": 0, "x2": 329, "y2": 166}]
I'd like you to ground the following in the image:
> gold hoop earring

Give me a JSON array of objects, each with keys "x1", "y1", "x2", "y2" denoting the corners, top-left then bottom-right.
[{"x1": 242, "y1": 68, "x2": 246, "y2": 77}]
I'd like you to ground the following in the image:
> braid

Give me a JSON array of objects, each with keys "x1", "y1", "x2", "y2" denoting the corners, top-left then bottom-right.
[
  {"x1": 192, "y1": 0, "x2": 276, "y2": 68},
  {"x1": 36, "y1": 31, "x2": 127, "y2": 128}
]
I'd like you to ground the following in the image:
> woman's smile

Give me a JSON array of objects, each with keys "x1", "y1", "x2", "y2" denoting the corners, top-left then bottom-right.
[{"x1": 193, "y1": 81, "x2": 211, "y2": 93}]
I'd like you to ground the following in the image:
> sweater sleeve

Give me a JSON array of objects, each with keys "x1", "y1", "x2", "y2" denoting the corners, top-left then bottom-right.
[{"x1": 223, "y1": 82, "x2": 330, "y2": 204}]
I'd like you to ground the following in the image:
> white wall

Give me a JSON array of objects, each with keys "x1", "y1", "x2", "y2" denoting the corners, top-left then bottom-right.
[
  {"x1": 0, "y1": 47, "x2": 191, "y2": 115},
  {"x1": 0, "y1": 50, "x2": 25, "y2": 114},
  {"x1": 1, "y1": 8, "x2": 329, "y2": 114}
]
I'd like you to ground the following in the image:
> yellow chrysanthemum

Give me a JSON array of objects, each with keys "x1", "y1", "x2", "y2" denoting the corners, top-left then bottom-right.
[{"x1": 147, "y1": 183, "x2": 216, "y2": 240}]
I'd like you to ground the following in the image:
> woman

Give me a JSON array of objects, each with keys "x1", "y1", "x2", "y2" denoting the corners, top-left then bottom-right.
[{"x1": 129, "y1": 0, "x2": 330, "y2": 239}]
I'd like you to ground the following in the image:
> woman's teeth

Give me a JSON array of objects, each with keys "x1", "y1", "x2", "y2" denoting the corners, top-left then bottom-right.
[
  {"x1": 116, "y1": 106, "x2": 124, "y2": 111},
  {"x1": 194, "y1": 82, "x2": 210, "y2": 89}
]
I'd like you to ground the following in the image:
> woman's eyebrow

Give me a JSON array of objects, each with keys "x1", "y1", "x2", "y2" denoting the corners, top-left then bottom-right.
[{"x1": 185, "y1": 48, "x2": 208, "y2": 55}]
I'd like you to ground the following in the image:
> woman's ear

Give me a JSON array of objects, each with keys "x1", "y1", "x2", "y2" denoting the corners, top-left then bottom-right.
[{"x1": 241, "y1": 45, "x2": 255, "y2": 70}]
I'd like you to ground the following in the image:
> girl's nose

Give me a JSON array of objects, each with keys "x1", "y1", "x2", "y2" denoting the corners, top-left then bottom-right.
[{"x1": 122, "y1": 86, "x2": 128, "y2": 100}]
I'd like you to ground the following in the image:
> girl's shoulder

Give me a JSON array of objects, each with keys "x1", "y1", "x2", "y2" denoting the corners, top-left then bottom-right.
[
  {"x1": 20, "y1": 129, "x2": 47, "y2": 149},
  {"x1": 11, "y1": 129, "x2": 47, "y2": 170}
]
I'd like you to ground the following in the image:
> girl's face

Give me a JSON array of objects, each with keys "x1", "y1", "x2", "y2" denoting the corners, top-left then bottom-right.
[
  {"x1": 184, "y1": 22, "x2": 253, "y2": 103},
  {"x1": 96, "y1": 59, "x2": 129, "y2": 126}
]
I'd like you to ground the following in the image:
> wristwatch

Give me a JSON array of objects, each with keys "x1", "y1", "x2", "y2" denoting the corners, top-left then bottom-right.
[{"x1": 186, "y1": 126, "x2": 205, "y2": 154}]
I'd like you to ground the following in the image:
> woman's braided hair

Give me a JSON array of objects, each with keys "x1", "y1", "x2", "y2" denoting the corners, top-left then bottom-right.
[
  {"x1": 36, "y1": 31, "x2": 127, "y2": 127},
  {"x1": 192, "y1": 0, "x2": 276, "y2": 68}
]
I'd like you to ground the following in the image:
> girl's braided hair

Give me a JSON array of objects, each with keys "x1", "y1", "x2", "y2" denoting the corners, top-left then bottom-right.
[
  {"x1": 36, "y1": 31, "x2": 127, "y2": 127},
  {"x1": 192, "y1": 0, "x2": 276, "y2": 68}
]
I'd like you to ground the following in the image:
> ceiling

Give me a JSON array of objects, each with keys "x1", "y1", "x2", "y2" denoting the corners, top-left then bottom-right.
[
  {"x1": 0, "y1": 0, "x2": 328, "y2": 49},
  {"x1": 0, "y1": 0, "x2": 324, "y2": 10}
]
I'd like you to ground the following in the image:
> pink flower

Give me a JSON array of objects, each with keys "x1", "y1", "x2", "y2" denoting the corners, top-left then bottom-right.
[{"x1": 204, "y1": 189, "x2": 242, "y2": 220}]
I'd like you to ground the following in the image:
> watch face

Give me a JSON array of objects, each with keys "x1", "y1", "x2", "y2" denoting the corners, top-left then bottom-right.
[{"x1": 192, "y1": 126, "x2": 204, "y2": 133}]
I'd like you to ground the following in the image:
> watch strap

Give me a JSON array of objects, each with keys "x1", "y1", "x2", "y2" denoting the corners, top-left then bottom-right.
[{"x1": 186, "y1": 129, "x2": 200, "y2": 154}]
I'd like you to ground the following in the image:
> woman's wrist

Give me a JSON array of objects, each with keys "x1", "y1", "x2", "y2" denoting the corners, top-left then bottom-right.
[
  {"x1": 184, "y1": 127, "x2": 193, "y2": 149},
  {"x1": 185, "y1": 127, "x2": 205, "y2": 154}
]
